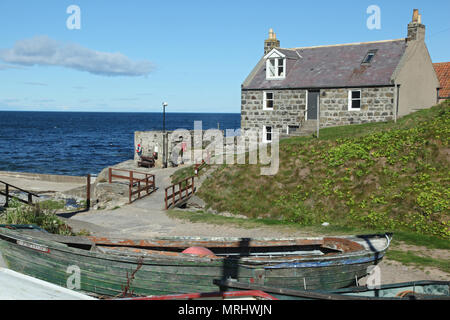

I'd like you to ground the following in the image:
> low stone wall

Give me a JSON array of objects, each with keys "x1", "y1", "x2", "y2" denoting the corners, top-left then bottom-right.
[
  {"x1": 134, "y1": 130, "x2": 235, "y2": 167},
  {"x1": 0, "y1": 171, "x2": 86, "y2": 184}
]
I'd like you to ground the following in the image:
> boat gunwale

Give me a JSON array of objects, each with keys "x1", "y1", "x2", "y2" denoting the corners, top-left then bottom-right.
[{"x1": 0, "y1": 226, "x2": 392, "y2": 266}]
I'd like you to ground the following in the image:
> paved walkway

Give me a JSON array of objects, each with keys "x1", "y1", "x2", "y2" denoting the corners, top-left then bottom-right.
[{"x1": 61, "y1": 165, "x2": 184, "y2": 238}]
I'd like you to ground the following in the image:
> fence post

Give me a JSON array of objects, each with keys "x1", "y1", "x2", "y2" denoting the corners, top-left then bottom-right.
[
  {"x1": 192, "y1": 176, "x2": 195, "y2": 195},
  {"x1": 165, "y1": 188, "x2": 168, "y2": 210},
  {"x1": 28, "y1": 193, "x2": 32, "y2": 205},
  {"x1": 86, "y1": 174, "x2": 91, "y2": 210},
  {"x1": 5, "y1": 184, "x2": 8, "y2": 208},
  {"x1": 129, "y1": 171, "x2": 133, "y2": 203},
  {"x1": 109, "y1": 168, "x2": 112, "y2": 183},
  {"x1": 172, "y1": 185, "x2": 175, "y2": 207},
  {"x1": 138, "y1": 181, "x2": 141, "y2": 199}
]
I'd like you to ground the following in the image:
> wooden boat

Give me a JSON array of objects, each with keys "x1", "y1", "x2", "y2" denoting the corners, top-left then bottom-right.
[
  {"x1": 122, "y1": 290, "x2": 278, "y2": 300},
  {"x1": 0, "y1": 224, "x2": 392, "y2": 297},
  {"x1": 216, "y1": 279, "x2": 450, "y2": 300}
]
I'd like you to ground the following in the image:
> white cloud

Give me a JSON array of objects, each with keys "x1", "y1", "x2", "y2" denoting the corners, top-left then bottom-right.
[
  {"x1": 0, "y1": 63, "x2": 24, "y2": 70},
  {"x1": 0, "y1": 35, "x2": 153, "y2": 77}
]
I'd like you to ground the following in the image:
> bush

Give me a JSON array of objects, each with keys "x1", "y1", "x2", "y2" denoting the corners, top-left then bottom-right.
[{"x1": 0, "y1": 203, "x2": 74, "y2": 235}]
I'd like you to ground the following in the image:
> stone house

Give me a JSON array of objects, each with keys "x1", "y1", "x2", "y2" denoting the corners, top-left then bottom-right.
[{"x1": 241, "y1": 9, "x2": 440, "y2": 140}]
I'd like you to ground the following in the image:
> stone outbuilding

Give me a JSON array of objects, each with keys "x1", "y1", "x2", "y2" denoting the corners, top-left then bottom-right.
[
  {"x1": 241, "y1": 9, "x2": 440, "y2": 140},
  {"x1": 433, "y1": 62, "x2": 450, "y2": 103}
]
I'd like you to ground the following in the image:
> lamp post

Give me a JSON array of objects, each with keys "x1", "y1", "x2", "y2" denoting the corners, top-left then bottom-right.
[{"x1": 162, "y1": 102, "x2": 168, "y2": 168}]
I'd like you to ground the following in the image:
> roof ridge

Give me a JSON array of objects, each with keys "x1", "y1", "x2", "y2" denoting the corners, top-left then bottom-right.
[{"x1": 283, "y1": 38, "x2": 406, "y2": 51}]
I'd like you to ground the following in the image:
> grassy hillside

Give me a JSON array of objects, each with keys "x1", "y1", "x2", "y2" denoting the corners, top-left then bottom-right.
[{"x1": 197, "y1": 100, "x2": 450, "y2": 239}]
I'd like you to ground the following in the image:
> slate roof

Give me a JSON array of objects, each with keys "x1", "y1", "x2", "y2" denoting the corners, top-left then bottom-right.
[
  {"x1": 433, "y1": 62, "x2": 450, "y2": 98},
  {"x1": 243, "y1": 39, "x2": 408, "y2": 90}
]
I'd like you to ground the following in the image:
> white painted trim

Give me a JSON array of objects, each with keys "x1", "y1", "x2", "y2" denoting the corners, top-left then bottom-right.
[
  {"x1": 262, "y1": 125, "x2": 273, "y2": 143},
  {"x1": 263, "y1": 48, "x2": 286, "y2": 60},
  {"x1": 265, "y1": 54, "x2": 286, "y2": 80},
  {"x1": 348, "y1": 89, "x2": 362, "y2": 111},
  {"x1": 305, "y1": 90, "x2": 309, "y2": 120},
  {"x1": 263, "y1": 91, "x2": 274, "y2": 111}
]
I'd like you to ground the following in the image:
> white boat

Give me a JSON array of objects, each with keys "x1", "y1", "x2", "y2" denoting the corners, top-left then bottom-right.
[{"x1": 0, "y1": 267, "x2": 96, "y2": 300}]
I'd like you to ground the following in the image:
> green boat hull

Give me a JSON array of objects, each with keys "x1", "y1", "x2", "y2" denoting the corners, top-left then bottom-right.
[
  {"x1": 0, "y1": 226, "x2": 392, "y2": 297},
  {"x1": 217, "y1": 279, "x2": 450, "y2": 300}
]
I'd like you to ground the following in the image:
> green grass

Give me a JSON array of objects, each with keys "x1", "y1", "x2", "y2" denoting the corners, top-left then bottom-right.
[
  {"x1": 168, "y1": 209, "x2": 450, "y2": 248},
  {"x1": 170, "y1": 165, "x2": 196, "y2": 184},
  {"x1": 386, "y1": 250, "x2": 450, "y2": 273},
  {"x1": 196, "y1": 101, "x2": 450, "y2": 239},
  {"x1": 0, "y1": 204, "x2": 74, "y2": 235},
  {"x1": 168, "y1": 209, "x2": 449, "y2": 273}
]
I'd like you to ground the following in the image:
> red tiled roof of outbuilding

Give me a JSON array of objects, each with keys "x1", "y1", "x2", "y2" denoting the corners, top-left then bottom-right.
[{"x1": 434, "y1": 62, "x2": 450, "y2": 98}]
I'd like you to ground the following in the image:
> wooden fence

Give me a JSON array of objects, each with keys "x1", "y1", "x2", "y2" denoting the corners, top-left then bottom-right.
[
  {"x1": 108, "y1": 168, "x2": 156, "y2": 204},
  {"x1": 165, "y1": 176, "x2": 196, "y2": 210}
]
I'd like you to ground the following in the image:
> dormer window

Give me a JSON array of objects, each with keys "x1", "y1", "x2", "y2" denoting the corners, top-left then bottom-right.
[
  {"x1": 362, "y1": 50, "x2": 377, "y2": 64},
  {"x1": 265, "y1": 49, "x2": 286, "y2": 80}
]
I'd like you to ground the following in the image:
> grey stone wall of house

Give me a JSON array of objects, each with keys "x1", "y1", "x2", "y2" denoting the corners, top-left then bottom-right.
[
  {"x1": 319, "y1": 87, "x2": 395, "y2": 128},
  {"x1": 241, "y1": 86, "x2": 395, "y2": 133},
  {"x1": 241, "y1": 89, "x2": 307, "y2": 133}
]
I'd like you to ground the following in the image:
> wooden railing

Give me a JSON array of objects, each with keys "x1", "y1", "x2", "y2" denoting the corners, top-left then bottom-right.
[
  {"x1": 194, "y1": 160, "x2": 206, "y2": 176},
  {"x1": 108, "y1": 168, "x2": 156, "y2": 204},
  {"x1": 0, "y1": 180, "x2": 40, "y2": 207},
  {"x1": 165, "y1": 176, "x2": 195, "y2": 210}
]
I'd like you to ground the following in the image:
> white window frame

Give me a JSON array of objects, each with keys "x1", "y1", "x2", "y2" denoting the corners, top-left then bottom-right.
[
  {"x1": 348, "y1": 90, "x2": 362, "y2": 111},
  {"x1": 265, "y1": 49, "x2": 286, "y2": 80},
  {"x1": 263, "y1": 91, "x2": 274, "y2": 110},
  {"x1": 262, "y1": 125, "x2": 273, "y2": 143}
]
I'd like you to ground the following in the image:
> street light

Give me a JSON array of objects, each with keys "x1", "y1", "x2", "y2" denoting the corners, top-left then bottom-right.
[{"x1": 162, "y1": 102, "x2": 168, "y2": 168}]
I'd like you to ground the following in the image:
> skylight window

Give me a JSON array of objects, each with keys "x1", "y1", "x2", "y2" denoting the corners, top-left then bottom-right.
[{"x1": 362, "y1": 50, "x2": 377, "y2": 64}]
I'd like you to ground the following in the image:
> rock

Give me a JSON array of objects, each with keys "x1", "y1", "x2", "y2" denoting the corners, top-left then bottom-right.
[
  {"x1": 186, "y1": 195, "x2": 206, "y2": 209},
  {"x1": 93, "y1": 182, "x2": 129, "y2": 210}
]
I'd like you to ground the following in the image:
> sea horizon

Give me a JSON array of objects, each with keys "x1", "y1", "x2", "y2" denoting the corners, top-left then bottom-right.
[
  {"x1": 0, "y1": 111, "x2": 241, "y2": 176},
  {"x1": 0, "y1": 110, "x2": 241, "y2": 114}
]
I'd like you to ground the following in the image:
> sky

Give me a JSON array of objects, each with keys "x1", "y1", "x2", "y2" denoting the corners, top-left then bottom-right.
[{"x1": 0, "y1": 0, "x2": 449, "y2": 113}]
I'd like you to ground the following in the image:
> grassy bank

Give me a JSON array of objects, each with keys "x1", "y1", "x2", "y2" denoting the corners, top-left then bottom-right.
[
  {"x1": 0, "y1": 199, "x2": 76, "y2": 235},
  {"x1": 168, "y1": 209, "x2": 450, "y2": 274},
  {"x1": 195, "y1": 101, "x2": 449, "y2": 239}
]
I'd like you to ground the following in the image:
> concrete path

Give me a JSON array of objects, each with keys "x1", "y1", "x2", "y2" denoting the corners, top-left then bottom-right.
[{"x1": 61, "y1": 165, "x2": 195, "y2": 238}]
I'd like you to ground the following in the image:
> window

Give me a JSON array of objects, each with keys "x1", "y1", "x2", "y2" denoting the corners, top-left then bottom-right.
[
  {"x1": 266, "y1": 57, "x2": 286, "y2": 79},
  {"x1": 348, "y1": 90, "x2": 361, "y2": 110},
  {"x1": 263, "y1": 125, "x2": 272, "y2": 143},
  {"x1": 263, "y1": 92, "x2": 274, "y2": 110},
  {"x1": 362, "y1": 50, "x2": 377, "y2": 64}
]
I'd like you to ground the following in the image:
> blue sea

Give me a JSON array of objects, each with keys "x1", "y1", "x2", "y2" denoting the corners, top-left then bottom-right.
[{"x1": 0, "y1": 111, "x2": 241, "y2": 176}]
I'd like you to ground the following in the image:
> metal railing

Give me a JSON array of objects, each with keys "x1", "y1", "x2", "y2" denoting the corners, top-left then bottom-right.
[
  {"x1": 108, "y1": 168, "x2": 156, "y2": 204},
  {"x1": 0, "y1": 180, "x2": 40, "y2": 207}
]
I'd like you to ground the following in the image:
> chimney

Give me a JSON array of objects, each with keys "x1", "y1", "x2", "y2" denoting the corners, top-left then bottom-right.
[
  {"x1": 264, "y1": 28, "x2": 280, "y2": 55},
  {"x1": 407, "y1": 9, "x2": 425, "y2": 42}
]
